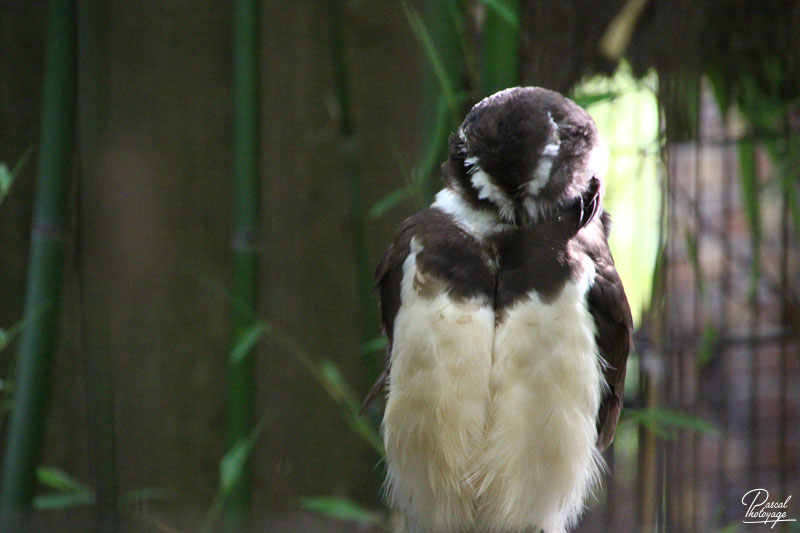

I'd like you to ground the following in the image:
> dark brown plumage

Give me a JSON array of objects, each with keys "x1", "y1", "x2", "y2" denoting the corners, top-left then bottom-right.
[{"x1": 364, "y1": 87, "x2": 633, "y2": 532}]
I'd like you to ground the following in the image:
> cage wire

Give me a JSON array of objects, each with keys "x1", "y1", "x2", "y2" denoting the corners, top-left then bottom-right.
[{"x1": 622, "y1": 81, "x2": 798, "y2": 533}]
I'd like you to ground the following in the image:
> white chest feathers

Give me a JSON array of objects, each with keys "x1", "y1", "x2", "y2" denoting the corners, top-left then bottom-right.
[{"x1": 383, "y1": 243, "x2": 604, "y2": 533}]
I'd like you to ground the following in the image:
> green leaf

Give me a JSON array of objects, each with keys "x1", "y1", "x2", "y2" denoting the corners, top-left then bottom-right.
[
  {"x1": 119, "y1": 486, "x2": 170, "y2": 506},
  {"x1": 414, "y1": 95, "x2": 452, "y2": 204},
  {"x1": 716, "y1": 522, "x2": 742, "y2": 533},
  {"x1": 33, "y1": 465, "x2": 95, "y2": 511},
  {"x1": 705, "y1": 63, "x2": 731, "y2": 114},
  {"x1": 36, "y1": 465, "x2": 91, "y2": 494},
  {"x1": 696, "y1": 325, "x2": 717, "y2": 369},
  {"x1": 219, "y1": 417, "x2": 266, "y2": 493},
  {"x1": 0, "y1": 306, "x2": 51, "y2": 353},
  {"x1": 572, "y1": 91, "x2": 620, "y2": 109},
  {"x1": 0, "y1": 145, "x2": 35, "y2": 207},
  {"x1": 219, "y1": 440, "x2": 250, "y2": 492},
  {"x1": 261, "y1": 323, "x2": 384, "y2": 455},
  {"x1": 33, "y1": 492, "x2": 95, "y2": 511},
  {"x1": 481, "y1": 0, "x2": 520, "y2": 93},
  {"x1": 624, "y1": 407, "x2": 720, "y2": 440},
  {"x1": 402, "y1": 0, "x2": 460, "y2": 126},
  {"x1": 369, "y1": 188, "x2": 412, "y2": 219},
  {"x1": 318, "y1": 360, "x2": 383, "y2": 454},
  {"x1": 0, "y1": 164, "x2": 11, "y2": 198},
  {"x1": 599, "y1": 0, "x2": 649, "y2": 60},
  {"x1": 300, "y1": 496, "x2": 382, "y2": 525},
  {"x1": 229, "y1": 322, "x2": 266, "y2": 365},
  {"x1": 476, "y1": 0, "x2": 519, "y2": 28},
  {"x1": 319, "y1": 359, "x2": 355, "y2": 409},
  {"x1": 738, "y1": 139, "x2": 761, "y2": 293},
  {"x1": 361, "y1": 336, "x2": 388, "y2": 356}
]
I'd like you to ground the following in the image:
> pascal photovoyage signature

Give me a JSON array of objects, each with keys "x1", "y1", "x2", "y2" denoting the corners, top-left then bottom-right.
[{"x1": 742, "y1": 488, "x2": 796, "y2": 529}]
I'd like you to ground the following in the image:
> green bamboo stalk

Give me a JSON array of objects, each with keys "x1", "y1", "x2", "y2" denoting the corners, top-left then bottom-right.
[
  {"x1": 77, "y1": 1, "x2": 118, "y2": 532},
  {"x1": 0, "y1": 0, "x2": 77, "y2": 530},
  {"x1": 481, "y1": 0, "x2": 520, "y2": 95},
  {"x1": 226, "y1": 0, "x2": 261, "y2": 531}
]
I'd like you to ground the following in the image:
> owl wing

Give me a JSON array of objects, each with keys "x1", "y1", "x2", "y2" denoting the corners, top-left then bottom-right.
[
  {"x1": 360, "y1": 208, "x2": 496, "y2": 413},
  {"x1": 583, "y1": 212, "x2": 634, "y2": 451},
  {"x1": 358, "y1": 214, "x2": 419, "y2": 413}
]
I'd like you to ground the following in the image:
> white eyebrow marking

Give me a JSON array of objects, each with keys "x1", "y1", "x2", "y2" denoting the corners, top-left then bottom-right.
[
  {"x1": 526, "y1": 111, "x2": 561, "y2": 196},
  {"x1": 432, "y1": 187, "x2": 511, "y2": 238},
  {"x1": 466, "y1": 163, "x2": 516, "y2": 223}
]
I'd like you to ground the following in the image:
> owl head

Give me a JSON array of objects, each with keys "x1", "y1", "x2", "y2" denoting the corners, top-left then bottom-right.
[{"x1": 444, "y1": 87, "x2": 608, "y2": 226}]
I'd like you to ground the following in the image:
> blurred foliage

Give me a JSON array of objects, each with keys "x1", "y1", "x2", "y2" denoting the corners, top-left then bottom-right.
[
  {"x1": 34, "y1": 466, "x2": 93, "y2": 511},
  {"x1": 481, "y1": 0, "x2": 520, "y2": 94},
  {"x1": 300, "y1": 496, "x2": 384, "y2": 527},
  {"x1": 0, "y1": 146, "x2": 34, "y2": 208},
  {"x1": 622, "y1": 407, "x2": 720, "y2": 440},
  {"x1": 573, "y1": 64, "x2": 661, "y2": 326},
  {"x1": 31, "y1": 465, "x2": 165, "y2": 512},
  {"x1": 270, "y1": 324, "x2": 384, "y2": 456},
  {"x1": 203, "y1": 416, "x2": 267, "y2": 533},
  {"x1": 402, "y1": 1, "x2": 461, "y2": 127}
]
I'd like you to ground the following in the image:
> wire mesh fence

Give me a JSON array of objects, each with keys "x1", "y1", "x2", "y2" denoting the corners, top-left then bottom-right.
[{"x1": 586, "y1": 81, "x2": 800, "y2": 533}]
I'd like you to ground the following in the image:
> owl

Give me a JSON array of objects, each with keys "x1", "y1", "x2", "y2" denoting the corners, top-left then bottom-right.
[{"x1": 365, "y1": 87, "x2": 633, "y2": 533}]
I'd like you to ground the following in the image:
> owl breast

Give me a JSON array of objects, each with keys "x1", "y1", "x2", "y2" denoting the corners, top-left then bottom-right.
[
  {"x1": 474, "y1": 255, "x2": 604, "y2": 533},
  {"x1": 383, "y1": 236, "x2": 495, "y2": 532},
  {"x1": 383, "y1": 234, "x2": 604, "y2": 533}
]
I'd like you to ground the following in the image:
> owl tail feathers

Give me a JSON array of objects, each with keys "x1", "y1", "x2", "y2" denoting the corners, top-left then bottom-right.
[{"x1": 359, "y1": 367, "x2": 389, "y2": 415}]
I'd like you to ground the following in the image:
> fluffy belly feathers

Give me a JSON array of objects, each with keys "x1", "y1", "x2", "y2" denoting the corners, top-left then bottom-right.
[
  {"x1": 475, "y1": 267, "x2": 603, "y2": 533},
  {"x1": 383, "y1": 240, "x2": 495, "y2": 531},
  {"x1": 384, "y1": 246, "x2": 604, "y2": 533}
]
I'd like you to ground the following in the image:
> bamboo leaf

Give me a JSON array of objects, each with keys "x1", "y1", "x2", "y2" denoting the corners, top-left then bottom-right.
[
  {"x1": 369, "y1": 188, "x2": 412, "y2": 220},
  {"x1": 738, "y1": 138, "x2": 761, "y2": 292},
  {"x1": 705, "y1": 63, "x2": 731, "y2": 114},
  {"x1": 319, "y1": 359, "x2": 352, "y2": 407},
  {"x1": 599, "y1": 0, "x2": 649, "y2": 60},
  {"x1": 260, "y1": 323, "x2": 384, "y2": 455},
  {"x1": 300, "y1": 496, "x2": 382, "y2": 525},
  {"x1": 447, "y1": 0, "x2": 478, "y2": 87},
  {"x1": 624, "y1": 408, "x2": 720, "y2": 440},
  {"x1": 119, "y1": 487, "x2": 170, "y2": 506},
  {"x1": 33, "y1": 492, "x2": 95, "y2": 511},
  {"x1": 318, "y1": 359, "x2": 383, "y2": 454},
  {"x1": 414, "y1": 95, "x2": 451, "y2": 204},
  {"x1": 481, "y1": 0, "x2": 520, "y2": 94},
  {"x1": 36, "y1": 465, "x2": 91, "y2": 494},
  {"x1": 696, "y1": 325, "x2": 717, "y2": 369},
  {"x1": 220, "y1": 441, "x2": 252, "y2": 494},
  {"x1": 229, "y1": 322, "x2": 266, "y2": 365},
  {"x1": 0, "y1": 165, "x2": 11, "y2": 201},
  {"x1": 0, "y1": 306, "x2": 51, "y2": 353},
  {"x1": 476, "y1": 0, "x2": 519, "y2": 28},
  {"x1": 0, "y1": 145, "x2": 34, "y2": 207},
  {"x1": 572, "y1": 91, "x2": 620, "y2": 109},
  {"x1": 219, "y1": 417, "x2": 266, "y2": 494},
  {"x1": 361, "y1": 336, "x2": 388, "y2": 356},
  {"x1": 402, "y1": 0, "x2": 460, "y2": 125}
]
